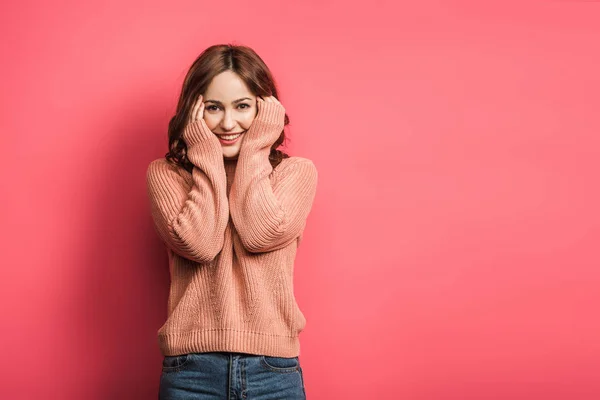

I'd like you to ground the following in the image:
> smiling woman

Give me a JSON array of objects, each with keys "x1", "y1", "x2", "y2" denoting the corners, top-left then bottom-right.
[
  {"x1": 165, "y1": 44, "x2": 291, "y2": 172},
  {"x1": 145, "y1": 44, "x2": 317, "y2": 400}
]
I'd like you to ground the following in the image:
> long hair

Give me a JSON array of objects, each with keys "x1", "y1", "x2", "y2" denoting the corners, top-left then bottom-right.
[{"x1": 165, "y1": 44, "x2": 290, "y2": 173}]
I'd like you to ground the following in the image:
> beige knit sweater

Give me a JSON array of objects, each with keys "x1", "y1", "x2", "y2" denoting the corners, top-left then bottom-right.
[{"x1": 145, "y1": 101, "x2": 318, "y2": 358}]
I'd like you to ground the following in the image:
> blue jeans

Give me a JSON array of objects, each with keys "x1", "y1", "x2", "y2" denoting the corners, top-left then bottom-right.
[{"x1": 159, "y1": 352, "x2": 306, "y2": 399}]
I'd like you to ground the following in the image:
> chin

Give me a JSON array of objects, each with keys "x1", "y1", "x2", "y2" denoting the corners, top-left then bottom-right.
[{"x1": 223, "y1": 151, "x2": 240, "y2": 160}]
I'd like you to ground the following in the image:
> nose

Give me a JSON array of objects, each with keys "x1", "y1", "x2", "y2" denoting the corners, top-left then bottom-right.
[{"x1": 220, "y1": 110, "x2": 237, "y2": 131}]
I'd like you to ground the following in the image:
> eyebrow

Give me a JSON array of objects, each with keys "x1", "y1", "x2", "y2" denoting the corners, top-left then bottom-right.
[{"x1": 204, "y1": 97, "x2": 252, "y2": 105}]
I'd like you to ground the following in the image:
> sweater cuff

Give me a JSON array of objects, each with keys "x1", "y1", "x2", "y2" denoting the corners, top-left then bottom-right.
[
  {"x1": 183, "y1": 121, "x2": 223, "y2": 160},
  {"x1": 240, "y1": 101, "x2": 285, "y2": 151},
  {"x1": 258, "y1": 101, "x2": 286, "y2": 125},
  {"x1": 183, "y1": 120, "x2": 214, "y2": 146}
]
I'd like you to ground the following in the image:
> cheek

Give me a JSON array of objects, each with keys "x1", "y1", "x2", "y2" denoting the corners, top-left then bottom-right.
[
  {"x1": 203, "y1": 116, "x2": 218, "y2": 130},
  {"x1": 242, "y1": 114, "x2": 256, "y2": 130}
]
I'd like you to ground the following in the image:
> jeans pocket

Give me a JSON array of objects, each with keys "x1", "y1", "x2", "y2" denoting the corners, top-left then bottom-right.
[
  {"x1": 260, "y1": 355, "x2": 299, "y2": 373},
  {"x1": 162, "y1": 353, "x2": 191, "y2": 373}
]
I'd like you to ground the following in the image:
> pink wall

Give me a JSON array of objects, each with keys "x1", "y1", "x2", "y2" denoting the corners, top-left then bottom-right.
[{"x1": 2, "y1": 1, "x2": 599, "y2": 399}]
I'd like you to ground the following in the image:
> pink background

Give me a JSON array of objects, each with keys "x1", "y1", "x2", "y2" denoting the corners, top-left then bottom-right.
[{"x1": 2, "y1": 1, "x2": 600, "y2": 399}]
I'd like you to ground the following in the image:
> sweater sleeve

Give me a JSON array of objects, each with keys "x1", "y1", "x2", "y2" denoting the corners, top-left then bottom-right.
[
  {"x1": 146, "y1": 120, "x2": 229, "y2": 263},
  {"x1": 229, "y1": 103, "x2": 318, "y2": 253}
]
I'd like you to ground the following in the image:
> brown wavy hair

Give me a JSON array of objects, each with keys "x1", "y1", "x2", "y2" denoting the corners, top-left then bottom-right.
[{"x1": 165, "y1": 44, "x2": 290, "y2": 173}]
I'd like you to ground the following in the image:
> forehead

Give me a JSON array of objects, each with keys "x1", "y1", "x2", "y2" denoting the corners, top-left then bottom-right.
[{"x1": 204, "y1": 70, "x2": 253, "y2": 99}]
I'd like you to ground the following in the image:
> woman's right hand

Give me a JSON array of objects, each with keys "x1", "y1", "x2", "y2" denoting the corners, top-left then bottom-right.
[
  {"x1": 188, "y1": 94, "x2": 206, "y2": 126},
  {"x1": 182, "y1": 94, "x2": 220, "y2": 149}
]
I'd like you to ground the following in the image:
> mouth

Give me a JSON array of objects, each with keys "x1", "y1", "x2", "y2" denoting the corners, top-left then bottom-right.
[{"x1": 214, "y1": 131, "x2": 245, "y2": 145}]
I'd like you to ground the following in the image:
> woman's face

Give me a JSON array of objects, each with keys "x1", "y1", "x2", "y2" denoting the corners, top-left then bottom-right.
[{"x1": 202, "y1": 70, "x2": 258, "y2": 160}]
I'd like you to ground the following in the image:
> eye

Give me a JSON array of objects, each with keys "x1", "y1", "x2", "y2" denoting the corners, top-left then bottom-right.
[
  {"x1": 206, "y1": 105, "x2": 219, "y2": 111},
  {"x1": 238, "y1": 103, "x2": 250, "y2": 109}
]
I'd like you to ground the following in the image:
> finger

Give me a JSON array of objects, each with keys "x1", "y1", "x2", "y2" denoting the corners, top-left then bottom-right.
[
  {"x1": 190, "y1": 96, "x2": 199, "y2": 122},
  {"x1": 196, "y1": 95, "x2": 203, "y2": 121},
  {"x1": 195, "y1": 95, "x2": 204, "y2": 121}
]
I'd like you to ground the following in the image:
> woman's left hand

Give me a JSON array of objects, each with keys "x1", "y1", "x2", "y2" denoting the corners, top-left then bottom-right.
[{"x1": 241, "y1": 95, "x2": 286, "y2": 150}]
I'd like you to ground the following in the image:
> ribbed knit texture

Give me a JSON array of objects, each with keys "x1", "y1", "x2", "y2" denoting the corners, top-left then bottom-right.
[{"x1": 146, "y1": 101, "x2": 318, "y2": 358}]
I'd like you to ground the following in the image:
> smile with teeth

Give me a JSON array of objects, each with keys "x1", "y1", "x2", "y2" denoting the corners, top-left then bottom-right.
[{"x1": 218, "y1": 133, "x2": 243, "y2": 140}]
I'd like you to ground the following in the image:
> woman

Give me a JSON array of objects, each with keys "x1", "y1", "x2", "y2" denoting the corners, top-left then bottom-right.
[{"x1": 146, "y1": 44, "x2": 318, "y2": 399}]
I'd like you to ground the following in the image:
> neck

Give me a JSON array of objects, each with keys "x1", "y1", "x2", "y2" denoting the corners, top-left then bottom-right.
[
  {"x1": 223, "y1": 158, "x2": 237, "y2": 194},
  {"x1": 223, "y1": 157, "x2": 238, "y2": 175}
]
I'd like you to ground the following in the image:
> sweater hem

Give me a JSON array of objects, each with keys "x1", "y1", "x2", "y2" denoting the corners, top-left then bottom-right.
[{"x1": 158, "y1": 328, "x2": 301, "y2": 358}]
